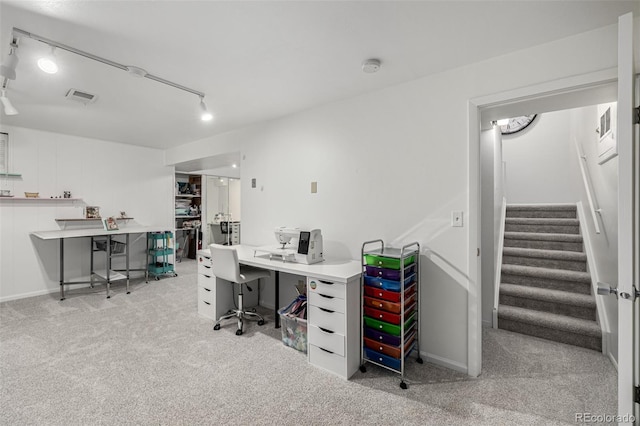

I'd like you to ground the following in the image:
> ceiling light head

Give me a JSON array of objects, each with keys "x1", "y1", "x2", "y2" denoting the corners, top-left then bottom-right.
[
  {"x1": 200, "y1": 97, "x2": 213, "y2": 122},
  {"x1": 362, "y1": 58, "x2": 381, "y2": 74},
  {"x1": 38, "y1": 46, "x2": 58, "y2": 74},
  {"x1": 0, "y1": 47, "x2": 19, "y2": 80},
  {"x1": 0, "y1": 90, "x2": 19, "y2": 116}
]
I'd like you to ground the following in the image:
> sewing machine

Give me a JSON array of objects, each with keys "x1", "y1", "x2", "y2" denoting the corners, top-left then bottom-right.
[{"x1": 264, "y1": 227, "x2": 324, "y2": 264}]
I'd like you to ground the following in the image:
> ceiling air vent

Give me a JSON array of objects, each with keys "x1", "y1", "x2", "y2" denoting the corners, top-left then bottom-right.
[{"x1": 65, "y1": 89, "x2": 98, "y2": 104}]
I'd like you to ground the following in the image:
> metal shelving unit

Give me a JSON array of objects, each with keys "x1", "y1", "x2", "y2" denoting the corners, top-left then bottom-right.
[{"x1": 359, "y1": 239, "x2": 423, "y2": 389}]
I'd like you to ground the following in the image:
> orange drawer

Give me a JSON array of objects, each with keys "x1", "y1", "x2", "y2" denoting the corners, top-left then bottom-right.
[
  {"x1": 363, "y1": 333, "x2": 416, "y2": 359},
  {"x1": 363, "y1": 303, "x2": 416, "y2": 325},
  {"x1": 363, "y1": 293, "x2": 416, "y2": 314}
]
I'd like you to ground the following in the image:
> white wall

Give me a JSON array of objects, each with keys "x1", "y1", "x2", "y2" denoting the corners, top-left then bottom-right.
[
  {"x1": 571, "y1": 103, "x2": 619, "y2": 361},
  {"x1": 502, "y1": 110, "x2": 581, "y2": 204},
  {"x1": 0, "y1": 125, "x2": 174, "y2": 301},
  {"x1": 166, "y1": 22, "x2": 623, "y2": 372}
]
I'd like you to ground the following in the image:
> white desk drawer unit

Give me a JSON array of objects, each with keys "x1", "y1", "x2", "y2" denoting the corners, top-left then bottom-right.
[
  {"x1": 307, "y1": 276, "x2": 360, "y2": 379},
  {"x1": 197, "y1": 252, "x2": 216, "y2": 319}
]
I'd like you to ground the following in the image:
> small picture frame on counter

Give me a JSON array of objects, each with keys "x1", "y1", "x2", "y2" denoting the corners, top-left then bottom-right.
[{"x1": 103, "y1": 217, "x2": 119, "y2": 231}]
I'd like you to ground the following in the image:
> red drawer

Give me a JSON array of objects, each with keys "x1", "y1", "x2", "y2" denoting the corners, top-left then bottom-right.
[
  {"x1": 363, "y1": 333, "x2": 416, "y2": 359},
  {"x1": 363, "y1": 293, "x2": 416, "y2": 314},
  {"x1": 363, "y1": 282, "x2": 416, "y2": 303},
  {"x1": 363, "y1": 303, "x2": 416, "y2": 325}
]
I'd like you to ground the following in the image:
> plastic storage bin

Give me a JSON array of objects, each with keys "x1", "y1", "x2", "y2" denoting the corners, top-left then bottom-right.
[
  {"x1": 364, "y1": 282, "x2": 416, "y2": 303},
  {"x1": 363, "y1": 273, "x2": 416, "y2": 292},
  {"x1": 278, "y1": 309, "x2": 308, "y2": 354},
  {"x1": 95, "y1": 240, "x2": 126, "y2": 254},
  {"x1": 364, "y1": 264, "x2": 416, "y2": 280}
]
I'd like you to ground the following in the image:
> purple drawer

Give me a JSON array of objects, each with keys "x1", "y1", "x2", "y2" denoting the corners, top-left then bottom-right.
[{"x1": 365, "y1": 264, "x2": 416, "y2": 281}]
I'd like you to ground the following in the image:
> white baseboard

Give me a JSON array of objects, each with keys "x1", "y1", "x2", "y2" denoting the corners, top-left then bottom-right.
[
  {"x1": 0, "y1": 287, "x2": 61, "y2": 303},
  {"x1": 422, "y1": 351, "x2": 468, "y2": 374},
  {"x1": 482, "y1": 319, "x2": 492, "y2": 328}
]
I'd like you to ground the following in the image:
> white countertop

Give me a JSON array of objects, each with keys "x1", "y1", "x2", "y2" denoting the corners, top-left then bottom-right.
[
  {"x1": 198, "y1": 245, "x2": 362, "y2": 284},
  {"x1": 31, "y1": 226, "x2": 172, "y2": 240}
]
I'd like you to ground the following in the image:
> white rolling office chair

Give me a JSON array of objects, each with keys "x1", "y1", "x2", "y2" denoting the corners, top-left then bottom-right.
[{"x1": 209, "y1": 244, "x2": 270, "y2": 335}]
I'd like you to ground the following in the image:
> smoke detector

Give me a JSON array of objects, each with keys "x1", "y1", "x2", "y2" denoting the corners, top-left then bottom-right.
[
  {"x1": 362, "y1": 59, "x2": 381, "y2": 74},
  {"x1": 65, "y1": 88, "x2": 98, "y2": 104}
]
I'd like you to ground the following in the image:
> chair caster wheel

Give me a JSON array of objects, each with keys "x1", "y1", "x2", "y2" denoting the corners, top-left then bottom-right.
[
  {"x1": 416, "y1": 358, "x2": 424, "y2": 364},
  {"x1": 359, "y1": 365, "x2": 367, "y2": 373},
  {"x1": 235, "y1": 329, "x2": 243, "y2": 336},
  {"x1": 257, "y1": 320, "x2": 265, "y2": 326},
  {"x1": 106, "y1": 296, "x2": 111, "y2": 299},
  {"x1": 126, "y1": 291, "x2": 130, "y2": 294},
  {"x1": 213, "y1": 324, "x2": 221, "y2": 331},
  {"x1": 400, "y1": 381, "x2": 407, "y2": 390}
]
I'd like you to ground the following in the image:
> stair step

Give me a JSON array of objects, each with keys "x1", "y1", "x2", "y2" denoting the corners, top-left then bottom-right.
[
  {"x1": 505, "y1": 218, "x2": 580, "y2": 234},
  {"x1": 498, "y1": 305, "x2": 601, "y2": 351},
  {"x1": 501, "y1": 264, "x2": 591, "y2": 295},
  {"x1": 499, "y1": 283, "x2": 596, "y2": 320},
  {"x1": 506, "y1": 204, "x2": 577, "y2": 219},
  {"x1": 502, "y1": 247, "x2": 587, "y2": 271},
  {"x1": 504, "y1": 232, "x2": 584, "y2": 252}
]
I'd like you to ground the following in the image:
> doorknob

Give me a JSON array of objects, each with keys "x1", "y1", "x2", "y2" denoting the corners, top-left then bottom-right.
[{"x1": 597, "y1": 282, "x2": 618, "y2": 298}]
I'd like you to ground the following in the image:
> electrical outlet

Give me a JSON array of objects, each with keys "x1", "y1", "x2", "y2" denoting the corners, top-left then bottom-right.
[{"x1": 451, "y1": 211, "x2": 463, "y2": 227}]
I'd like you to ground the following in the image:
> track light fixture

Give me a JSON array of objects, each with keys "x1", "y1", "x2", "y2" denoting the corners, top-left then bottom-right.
[
  {"x1": 37, "y1": 46, "x2": 58, "y2": 74},
  {"x1": 1, "y1": 89, "x2": 19, "y2": 115},
  {"x1": 199, "y1": 97, "x2": 213, "y2": 121},
  {"x1": 3, "y1": 27, "x2": 213, "y2": 122},
  {"x1": 0, "y1": 41, "x2": 19, "y2": 80}
]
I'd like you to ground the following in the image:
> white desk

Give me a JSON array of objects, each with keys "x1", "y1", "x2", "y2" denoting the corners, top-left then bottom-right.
[
  {"x1": 31, "y1": 226, "x2": 171, "y2": 299},
  {"x1": 197, "y1": 245, "x2": 363, "y2": 379}
]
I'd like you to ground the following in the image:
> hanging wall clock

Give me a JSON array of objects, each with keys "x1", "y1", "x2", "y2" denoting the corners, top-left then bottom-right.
[{"x1": 499, "y1": 114, "x2": 537, "y2": 135}]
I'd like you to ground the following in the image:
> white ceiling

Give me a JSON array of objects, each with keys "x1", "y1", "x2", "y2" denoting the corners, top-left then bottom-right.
[{"x1": 0, "y1": 1, "x2": 638, "y2": 151}]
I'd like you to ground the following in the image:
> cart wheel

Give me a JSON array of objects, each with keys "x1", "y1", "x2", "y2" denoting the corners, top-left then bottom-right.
[
  {"x1": 235, "y1": 329, "x2": 243, "y2": 336},
  {"x1": 60, "y1": 298, "x2": 65, "y2": 301},
  {"x1": 155, "y1": 276, "x2": 160, "y2": 281},
  {"x1": 416, "y1": 357, "x2": 424, "y2": 364},
  {"x1": 400, "y1": 381, "x2": 407, "y2": 390},
  {"x1": 257, "y1": 320, "x2": 265, "y2": 326},
  {"x1": 126, "y1": 291, "x2": 130, "y2": 294},
  {"x1": 106, "y1": 295, "x2": 111, "y2": 299},
  {"x1": 213, "y1": 324, "x2": 221, "y2": 331},
  {"x1": 359, "y1": 365, "x2": 367, "y2": 373},
  {"x1": 174, "y1": 273, "x2": 178, "y2": 277}
]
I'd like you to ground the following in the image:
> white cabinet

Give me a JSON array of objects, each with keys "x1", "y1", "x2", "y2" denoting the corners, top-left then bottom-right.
[
  {"x1": 196, "y1": 251, "x2": 233, "y2": 320},
  {"x1": 307, "y1": 275, "x2": 360, "y2": 379}
]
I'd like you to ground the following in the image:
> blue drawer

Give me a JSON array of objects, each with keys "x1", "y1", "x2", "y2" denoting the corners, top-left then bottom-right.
[
  {"x1": 364, "y1": 347, "x2": 401, "y2": 371},
  {"x1": 364, "y1": 264, "x2": 416, "y2": 280},
  {"x1": 363, "y1": 273, "x2": 415, "y2": 292}
]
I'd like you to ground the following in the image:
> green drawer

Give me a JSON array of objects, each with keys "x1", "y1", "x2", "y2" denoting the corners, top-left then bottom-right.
[
  {"x1": 363, "y1": 312, "x2": 416, "y2": 336},
  {"x1": 363, "y1": 254, "x2": 415, "y2": 270}
]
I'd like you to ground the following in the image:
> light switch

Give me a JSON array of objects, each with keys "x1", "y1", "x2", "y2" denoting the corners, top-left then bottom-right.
[
  {"x1": 251, "y1": 178, "x2": 256, "y2": 188},
  {"x1": 311, "y1": 181, "x2": 317, "y2": 193},
  {"x1": 451, "y1": 211, "x2": 463, "y2": 227}
]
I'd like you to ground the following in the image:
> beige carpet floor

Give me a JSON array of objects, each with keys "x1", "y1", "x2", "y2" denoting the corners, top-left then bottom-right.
[{"x1": 0, "y1": 258, "x2": 617, "y2": 425}]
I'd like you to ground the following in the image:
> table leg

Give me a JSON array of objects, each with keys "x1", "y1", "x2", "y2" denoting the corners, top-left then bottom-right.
[
  {"x1": 106, "y1": 235, "x2": 111, "y2": 299},
  {"x1": 275, "y1": 271, "x2": 280, "y2": 329},
  {"x1": 126, "y1": 233, "x2": 130, "y2": 294},
  {"x1": 59, "y1": 238, "x2": 65, "y2": 301}
]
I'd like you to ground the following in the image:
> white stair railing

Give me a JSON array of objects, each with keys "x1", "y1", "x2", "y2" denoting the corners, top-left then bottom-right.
[
  {"x1": 492, "y1": 196, "x2": 507, "y2": 328},
  {"x1": 574, "y1": 139, "x2": 602, "y2": 234}
]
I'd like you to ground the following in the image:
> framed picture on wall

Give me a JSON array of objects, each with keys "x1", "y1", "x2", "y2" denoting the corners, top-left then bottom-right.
[
  {"x1": 597, "y1": 103, "x2": 617, "y2": 165},
  {"x1": 85, "y1": 206, "x2": 101, "y2": 219}
]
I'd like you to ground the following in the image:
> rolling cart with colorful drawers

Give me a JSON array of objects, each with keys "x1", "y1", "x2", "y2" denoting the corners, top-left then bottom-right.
[{"x1": 359, "y1": 239, "x2": 423, "y2": 389}]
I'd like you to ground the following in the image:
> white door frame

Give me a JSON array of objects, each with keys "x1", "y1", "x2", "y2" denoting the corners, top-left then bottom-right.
[{"x1": 467, "y1": 68, "x2": 618, "y2": 378}]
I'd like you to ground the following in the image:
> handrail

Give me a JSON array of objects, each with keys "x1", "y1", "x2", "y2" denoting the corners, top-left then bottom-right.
[
  {"x1": 493, "y1": 197, "x2": 507, "y2": 328},
  {"x1": 574, "y1": 139, "x2": 601, "y2": 234}
]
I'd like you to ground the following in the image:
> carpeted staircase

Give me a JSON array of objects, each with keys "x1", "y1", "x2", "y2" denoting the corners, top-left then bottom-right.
[{"x1": 497, "y1": 204, "x2": 602, "y2": 351}]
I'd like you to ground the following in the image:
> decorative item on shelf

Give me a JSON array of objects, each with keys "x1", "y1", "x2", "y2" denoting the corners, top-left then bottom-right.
[
  {"x1": 0, "y1": 189, "x2": 11, "y2": 197},
  {"x1": 63, "y1": 191, "x2": 71, "y2": 198},
  {"x1": 103, "y1": 217, "x2": 119, "y2": 231},
  {"x1": 24, "y1": 192, "x2": 39, "y2": 198},
  {"x1": 85, "y1": 206, "x2": 100, "y2": 219},
  {"x1": 119, "y1": 211, "x2": 127, "y2": 218}
]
